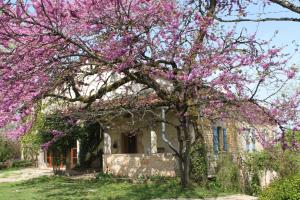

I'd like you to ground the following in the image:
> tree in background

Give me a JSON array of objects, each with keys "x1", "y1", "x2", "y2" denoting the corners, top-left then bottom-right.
[{"x1": 0, "y1": 0, "x2": 300, "y2": 186}]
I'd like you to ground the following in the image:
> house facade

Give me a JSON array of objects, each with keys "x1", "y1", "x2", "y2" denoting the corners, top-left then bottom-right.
[
  {"x1": 37, "y1": 105, "x2": 267, "y2": 178},
  {"x1": 102, "y1": 113, "x2": 266, "y2": 177}
]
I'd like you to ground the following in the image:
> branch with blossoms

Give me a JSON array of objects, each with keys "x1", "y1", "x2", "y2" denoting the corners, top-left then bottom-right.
[{"x1": 41, "y1": 130, "x2": 66, "y2": 150}]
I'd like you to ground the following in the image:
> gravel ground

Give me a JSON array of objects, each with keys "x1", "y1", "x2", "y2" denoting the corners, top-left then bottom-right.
[
  {"x1": 155, "y1": 194, "x2": 258, "y2": 200},
  {"x1": 0, "y1": 168, "x2": 53, "y2": 183}
]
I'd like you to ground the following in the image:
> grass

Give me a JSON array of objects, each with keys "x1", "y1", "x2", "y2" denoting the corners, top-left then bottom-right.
[{"x1": 0, "y1": 174, "x2": 235, "y2": 200}]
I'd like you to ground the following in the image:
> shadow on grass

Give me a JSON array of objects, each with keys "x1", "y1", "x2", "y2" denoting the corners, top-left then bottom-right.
[{"x1": 13, "y1": 175, "x2": 231, "y2": 200}]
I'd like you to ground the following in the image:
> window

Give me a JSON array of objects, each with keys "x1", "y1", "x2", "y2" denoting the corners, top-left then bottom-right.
[
  {"x1": 244, "y1": 128, "x2": 256, "y2": 152},
  {"x1": 70, "y1": 148, "x2": 78, "y2": 167},
  {"x1": 213, "y1": 126, "x2": 228, "y2": 154}
]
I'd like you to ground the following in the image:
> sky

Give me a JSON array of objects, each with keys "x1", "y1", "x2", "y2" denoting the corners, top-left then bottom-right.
[{"x1": 219, "y1": 2, "x2": 300, "y2": 95}]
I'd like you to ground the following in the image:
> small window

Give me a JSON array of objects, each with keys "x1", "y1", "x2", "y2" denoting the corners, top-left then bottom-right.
[
  {"x1": 244, "y1": 128, "x2": 256, "y2": 152},
  {"x1": 157, "y1": 147, "x2": 165, "y2": 153}
]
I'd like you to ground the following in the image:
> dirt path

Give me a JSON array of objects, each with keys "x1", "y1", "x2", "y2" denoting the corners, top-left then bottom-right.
[
  {"x1": 0, "y1": 168, "x2": 53, "y2": 183},
  {"x1": 205, "y1": 195, "x2": 258, "y2": 200},
  {"x1": 154, "y1": 194, "x2": 258, "y2": 200},
  {"x1": 155, "y1": 195, "x2": 258, "y2": 200}
]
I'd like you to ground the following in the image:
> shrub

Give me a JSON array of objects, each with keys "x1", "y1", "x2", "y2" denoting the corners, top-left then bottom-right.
[
  {"x1": 190, "y1": 143, "x2": 208, "y2": 183},
  {"x1": 21, "y1": 130, "x2": 43, "y2": 162},
  {"x1": 0, "y1": 144, "x2": 12, "y2": 163},
  {"x1": 242, "y1": 149, "x2": 300, "y2": 196},
  {"x1": 259, "y1": 173, "x2": 300, "y2": 200},
  {"x1": 215, "y1": 154, "x2": 240, "y2": 192},
  {"x1": 12, "y1": 160, "x2": 34, "y2": 168},
  {"x1": 244, "y1": 149, "x2": 300, "y2": 179},
  {"x1": 0, "y1": 138, "x2": 19, "y2": 163},
  {"x1": 278, "y1": 150, "x2": 300, "y2": 178}
]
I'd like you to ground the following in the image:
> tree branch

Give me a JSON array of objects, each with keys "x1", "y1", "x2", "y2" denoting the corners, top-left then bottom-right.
[
  {"x1": 46, "y1": 75, "x2": 133, "y2": 106},
  {"x1": 216, "y1": 16, "x2": 300, "y2": 22},
  {"x1": 269, "y1": 0, "x2": 300, "y2": 14},
  {"x1": 84, "y1": 75, "x2": 133, "y2": 107}
]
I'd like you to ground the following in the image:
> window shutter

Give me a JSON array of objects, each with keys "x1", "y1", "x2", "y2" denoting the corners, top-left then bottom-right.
[
  {"x1": 223, "y1": 128, "x2": 228, "y2": 151},
  {"x1": 213, "y1": 126, "x2": 218, "y2": 154}
]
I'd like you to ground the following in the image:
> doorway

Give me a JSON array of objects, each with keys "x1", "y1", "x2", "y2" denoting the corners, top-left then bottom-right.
[{"x1": 123, "y1": 134, "x2": 138, "y2": 154}]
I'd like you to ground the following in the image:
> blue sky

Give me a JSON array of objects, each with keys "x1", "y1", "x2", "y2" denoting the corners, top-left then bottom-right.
[{"x1": 219, "y1": 2, "x2": 300, "y2": 94}]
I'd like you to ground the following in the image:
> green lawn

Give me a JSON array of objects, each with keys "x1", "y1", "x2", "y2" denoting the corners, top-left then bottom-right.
[{"x1": 0, "y1": 175, "x2": 234, "y2": 200}]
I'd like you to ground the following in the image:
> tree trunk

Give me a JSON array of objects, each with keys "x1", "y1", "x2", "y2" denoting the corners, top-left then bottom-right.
[
  {"x1": 182, "y1": 156, "x2": 190, "y2": 187},
  {"x1": 177, "y1": 151, "x2": 191, "y2": 188},
  {"x1": 178, "y1": 115, "x2": 192, "y2": 188}
]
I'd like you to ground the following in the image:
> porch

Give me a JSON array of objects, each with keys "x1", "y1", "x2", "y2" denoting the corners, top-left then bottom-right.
[
  {"x1": 103, "y1": 153, "x2": 177, "y2": 177},
  {"x1": 102, "y1": 120, "x2": 179, "y2": 177}
]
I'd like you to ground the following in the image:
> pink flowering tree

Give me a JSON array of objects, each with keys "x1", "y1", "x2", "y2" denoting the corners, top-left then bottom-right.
[{"x1": 0, "y1": 0, "x2": 299, "y2": 186}]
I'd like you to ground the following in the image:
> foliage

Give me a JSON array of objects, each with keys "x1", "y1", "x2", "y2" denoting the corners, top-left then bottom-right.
[
  {"x1": 0, "y1": 175, "x2": 235, "y2": 200},
  {"x1": 215, "y1": 154, "x2": 240, "y2": 192},
  {"x1": 242, "y1": 150, "x2": 274, "y2": 195},
  {"x1": 241, "y1": 148, "x2": 300, "y2": 196},
  {"x1": 0, "y1": 141, "x2": 12, "y2": 163},
  {"x1": 79, "y1": 122, "x2": 103, "y2": 169},
  {"x1": 284, "y1": 130, "x2": 300, "y2": 151},
  {"x1": 24, "y1": 108, "x2": 103, "y2": 170},
  {"x1": 33, "y1": 112, "x2": 84, "y2": 173},
  {"x1": 0, "y1": 137, "x2": 19, "y2": 163},
  {"x1": 20, "y1": 105, "x2": 44, "y2": 162},
  {"x1": 38, "y1": 113, "x2": 84, "y2": 151},
  {"x1": 248, "y1": 172, "x2": 261, "y2": 196},
  {"x1": 21, "y1": 132, "x2": 42, "y2": 162},
  {"x1": 259, "y1": 172, "x2": 300, "y2": 200},
  {"x1": 277, "y1": 150, "x2": 300, "y2": 178},
  {"x1": 244, "y1": 149, "x2": 300, "y2": 179},
  {"x1": 190, "y1": 142, "x2": 208, "y2": 183},
  {"x1": 12, "y1": 160, "x2": 34, "y2": 168}
]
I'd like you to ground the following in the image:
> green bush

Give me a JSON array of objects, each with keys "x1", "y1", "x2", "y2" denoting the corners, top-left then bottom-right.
[
  {"x1": 190, "y1": 143, "x2": 208, "y2": 183},
  {"x1": 12, "y1": 160, "x2": 34, "y2": 168},
  {"x1": 0, "y1": 146, "x2": 12, "y2": 163},
  {"x1": 259, "y1": 173, "x2": 300, "y2": 200},
  {"x1": 242, "y1": 149, "x2": 300, "y2": 196},
  {"x1": 0, "y1": 136, "x2": 20, "y2": 162},
  {"x1": 215, "y1": 154, "x2": 240, "y2": 192},
  {"x1": 244, "y1": 149, "x2": 300, "y2": 179},
  {"x1": 278, "y1": 150, "x2": 300, "y2": 178}
]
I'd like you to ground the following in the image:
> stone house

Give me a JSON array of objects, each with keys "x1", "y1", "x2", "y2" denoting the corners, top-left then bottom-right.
[{"x1": 37, "y1": 103, "x2": 268, "y2": 178}]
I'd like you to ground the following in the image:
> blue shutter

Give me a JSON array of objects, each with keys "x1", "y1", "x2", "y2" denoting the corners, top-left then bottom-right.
[
  {"x1": 223, "y1": 128, "x2": 228, "y2": 151},
  {"x1": 213, "y1": 126, "x2": 218, "y2": 154}
]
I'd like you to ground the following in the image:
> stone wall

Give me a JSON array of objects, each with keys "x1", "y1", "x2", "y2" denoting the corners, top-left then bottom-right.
[{"x1": 103, "y1": 153, "x2": 177, "y2": 177}]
